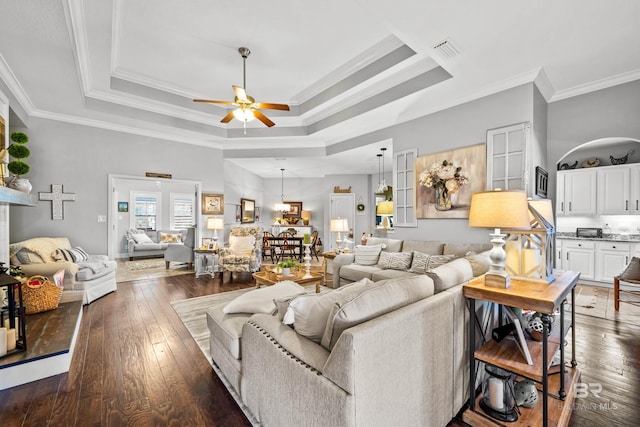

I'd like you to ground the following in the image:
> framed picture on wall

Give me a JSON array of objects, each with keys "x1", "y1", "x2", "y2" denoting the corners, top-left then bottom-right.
[
  {"x1": 535, "y1": 166, "x2": 548, "y2": 198},
  {"x1": 118, "y1": 201, "x2": 128, "y2": 212},
  {"x1": 283, "y1": 201, "x2": 303, "y2": 218},
  {"x1": 241, "y1": 198, "x2": 255, "y2": 223},
  {"x1": 202, "y1": 193, "x2": 224, "y2": 215}
]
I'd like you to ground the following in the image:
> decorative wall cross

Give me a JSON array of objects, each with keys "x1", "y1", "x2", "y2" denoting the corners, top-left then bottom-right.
[{"x1": 39, "y1": 184, "x2": 76, "y2": 220}]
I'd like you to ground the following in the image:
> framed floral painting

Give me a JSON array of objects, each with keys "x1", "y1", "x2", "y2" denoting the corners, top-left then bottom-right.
[{"x1": 415, "y1": 143, "x2": 486, "y2": 219}]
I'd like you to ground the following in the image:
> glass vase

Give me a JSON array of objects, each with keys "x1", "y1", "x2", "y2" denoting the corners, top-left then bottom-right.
[{"x1": 435, "y1": 187, "x2": 452, "y2": 211}]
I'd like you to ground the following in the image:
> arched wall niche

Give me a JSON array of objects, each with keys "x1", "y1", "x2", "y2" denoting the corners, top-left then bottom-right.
[{"x1": 556, "y1": 137, "x2": 640, "y2": 170}]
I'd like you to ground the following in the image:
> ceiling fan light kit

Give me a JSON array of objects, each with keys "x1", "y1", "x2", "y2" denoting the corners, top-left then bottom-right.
[{"x1": 194, "y1": 47, "x2": 289, "y2": 132}]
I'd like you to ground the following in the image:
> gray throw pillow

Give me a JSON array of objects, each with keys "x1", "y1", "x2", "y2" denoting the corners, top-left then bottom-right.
[
  {"x1": 376, "y1": 251, "x2": 413, "y2": 270},
  {"x1": 409, "y1": 252, "x2": 455, "y2": 274}
]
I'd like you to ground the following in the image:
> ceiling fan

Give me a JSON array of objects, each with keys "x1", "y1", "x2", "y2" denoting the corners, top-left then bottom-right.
[{"x1": 194, "y1": 47, "x2": 290, "y2": 130}]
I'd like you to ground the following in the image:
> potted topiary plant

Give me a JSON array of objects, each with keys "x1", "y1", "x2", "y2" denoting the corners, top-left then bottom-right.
[
  {"x1": 6, "y1": 131, "x2": 31, "y2": 193},
  {"x1": 277, "y1": 258, "x2": 300, "y2": 277}
]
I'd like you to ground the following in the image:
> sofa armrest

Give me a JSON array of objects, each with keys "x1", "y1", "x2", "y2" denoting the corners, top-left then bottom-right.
[
  {"x1": 127, "y1": 238, "x2": 135, "y2": 256},
  {"x1": 18, "y1": 261, "x2": 79, "y2": 284},
  {"x1": 332, "y1": 253, "x2": 355, "y2": 288}
]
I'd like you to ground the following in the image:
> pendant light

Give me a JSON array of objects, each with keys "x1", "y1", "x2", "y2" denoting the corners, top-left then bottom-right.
[
  {"x1": 376, "y1": 148, "x2": 388, "y2": 193},
  {"x1": 274, "y1": 168, "x2": 291, "y2": 212}
]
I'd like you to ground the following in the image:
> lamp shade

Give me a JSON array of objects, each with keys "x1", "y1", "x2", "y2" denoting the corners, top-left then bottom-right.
[
  {"x1": 207, "y1": 217, "x2": 225, "y2": 230},
  {"x1": 528, "y1": 199, "x2": 554, "y2": 228},
  {"x1": 376, "y1": 200, "x2": 393, "y2": 215},
  {"x1": 468, "y1": 190, "x2": 531, "y2": 230},
  {"x1": 301, "y1": 210, "x2": 312, "y2": 220},
  {"x1": 330, "y1": 218, "x2": 349, "y2": 233}
]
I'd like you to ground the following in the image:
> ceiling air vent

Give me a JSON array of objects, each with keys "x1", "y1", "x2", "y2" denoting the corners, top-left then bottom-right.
[{"x1": 432, "y1": 39, "x2": 461, "y2": 59}]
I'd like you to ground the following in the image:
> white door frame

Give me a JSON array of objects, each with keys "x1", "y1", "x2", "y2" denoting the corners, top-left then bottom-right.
[{"x1": 108, "y1": 174, "x2": 202, "y2": 260}]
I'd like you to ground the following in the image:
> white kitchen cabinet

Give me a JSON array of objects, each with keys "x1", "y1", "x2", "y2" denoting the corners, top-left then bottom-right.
[
  {"x1": 597, "y1": 166, "x2": 631, "y2": 214},
  {"x1": 555, "y1": 238, "x2": 563, "y2": 269},
  {"x1": 562, "y1": 239, "x2": 595, "y2": 280},
  {"x1": 596, "y1": 241, "x2": 631, "y2": 282},
  {"x1": 630, "y1": 165, "x2": 640, "y2": 214},
  {"x1": 557, "y1": 169, "x2": 597, "y2": 216}
]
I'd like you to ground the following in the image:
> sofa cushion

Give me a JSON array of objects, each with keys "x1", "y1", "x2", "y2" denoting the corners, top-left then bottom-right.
[
  {"x1": 207, "y1": 302, "x2": 252, "y2": 360},
  {"x1": 229, "y1": 235, "x2": 255, "y2": 255},
  {"x1": 283, "y1": 279, "x2": 372, "y2": 343},
  {"x1": 443, "y1": 242, "x2": 492, "y2": 257},
  {"x1": 14, "y1": 249, "x2": 44, "y2": 264},
  {"x1": 321, "y1": 275, "x2": 435, "y2": 350},
  {"x1": 9, "y1": 237, "x2": 71, "y2": 263},
  {"x1": 131, "y1": 233, "x2": 154, "y2": 244},
  {"x1": 223, "y1": 280, "x2": 306, "y2": 314},
  {"x1": 371, "y1": 269, "x2": 418, "y2": 282},
  {"x1": 409, "y1": 252, "x2": 455, "y2": 274},
  {"x1": 354, "y1": 244, "x2": 382, "y2": 265},
  {"x1": 340, "y1": 264, "x2": 380, "y2": 283},
  {"x1": 159, "y1": 232, "x2": 182, "y2": 243},
  {"x1": 465, "y1": 251, "x2": 492, "y2": 277},
  {"x1": 54, "y1": 247, "x2": 90, "y2": 263},
  {"x1": 426, "y1": 257, "x2": 474, "y2": 292},
  {"x1": 402, "y1": 240, "x2": 445, "y2": 255},
  {"x1": 376, "y1": 251, "x2": 413, "y2": 270},
  {"x1": 619, "y1": 256, "x2": 640, "y2": 281},
  {"x1": 365, "y1": 237, "x2": 403, "y2": 252}
]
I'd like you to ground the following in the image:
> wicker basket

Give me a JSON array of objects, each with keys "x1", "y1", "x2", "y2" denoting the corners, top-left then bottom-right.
[{"x1": 21, "y1": 275, "x2": 63, "y2": 314}]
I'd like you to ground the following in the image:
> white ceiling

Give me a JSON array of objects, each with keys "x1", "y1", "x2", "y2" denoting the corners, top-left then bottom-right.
[{"x1": 1, "y1": 0, "x2": 639, "y2": 178}]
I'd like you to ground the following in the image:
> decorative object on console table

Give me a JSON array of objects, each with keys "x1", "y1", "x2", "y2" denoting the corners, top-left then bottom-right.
[
  {"x1": 301, "y1": 210, "x2": 312, "y2": 224},
  {"x1": 468, "y1": 190, "x2": 531, "y2": 288},
  {"x1": 202, "y1": 193, "x2": 224, "y2": 215},
  {"x1": 479, "y1": 365, "x2": 519, "y2": 422},
  {"x1": 329, "y1": 217, "x2": 349, "y2": 254},
  {"x1": 39, "y1": 184, "x2": 75, "y2": 220},
  {"x1": 416, "y1": 143, "x2": 486, "y2": 219},
  {"x1": 504, "y1": 198, "x2": 556, "y2": 283},
  {"x1": 6, "y1": 131, "x2": 32, "y2": 193}
]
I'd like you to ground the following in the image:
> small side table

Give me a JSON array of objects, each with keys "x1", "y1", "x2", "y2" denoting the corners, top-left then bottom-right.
[{"x1": 194, "y1": 249, "x2": 219, "y2": 279}]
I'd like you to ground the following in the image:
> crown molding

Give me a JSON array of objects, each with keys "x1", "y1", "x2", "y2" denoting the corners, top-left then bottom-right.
[
  {"x1": 63, "y1": 0, "x2": 93, "y2": 94},
  {"x1": 31, "y1": 108, "x2": 224, "y2": 148},
  {"x1": 0, "y1": 54, "x2": 36, "y2": 114},
  {"x1": 549, "y1": 68, "x2": 640, "y2": 102},
  {"x1": 533, "y1": 67, "x2": 555, "y2": 102}
]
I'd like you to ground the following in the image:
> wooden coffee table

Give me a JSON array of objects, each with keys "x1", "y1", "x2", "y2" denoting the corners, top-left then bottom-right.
[{"x1": 253, "y1": 270, "x2": 324, "y2": 293}]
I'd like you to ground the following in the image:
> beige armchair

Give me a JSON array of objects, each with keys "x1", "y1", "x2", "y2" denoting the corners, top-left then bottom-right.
[{"x1": 218, "y1": 227, "x2": 262, "y2": 282}]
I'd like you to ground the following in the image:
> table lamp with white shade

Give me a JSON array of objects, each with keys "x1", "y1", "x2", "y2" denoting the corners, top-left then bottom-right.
[
  {"x1": 301, "y1": 210, "x2": 312, "y2": 225},
  {"x1": 468, "y1": 190, "x2": 531, "y2": 288},
  {"x1": 330, "y1": 218, "x2": 349, "y2": 254},
  {"x1": 207, "y1": 217, "x2": 225, "y2": 250}
]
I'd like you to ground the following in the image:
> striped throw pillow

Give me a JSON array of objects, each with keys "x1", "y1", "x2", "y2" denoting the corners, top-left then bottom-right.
[
  {"x1": 377, "y1": 252, "x2": 413, "y2": 270},
  {"x1": 354, "y1": 244, "x2": 382, "y2": 266},
  {"x1": 409, "y1": 252, "x2": 455, "y2": 274},
  {"x1": 55, "y1": 247, "x2": 89, "y2": 263}
]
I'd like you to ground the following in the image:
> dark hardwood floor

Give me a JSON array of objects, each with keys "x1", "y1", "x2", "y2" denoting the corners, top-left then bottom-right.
[{"x1": 1, "y1": 273, "x2": 639, "y2": 426}]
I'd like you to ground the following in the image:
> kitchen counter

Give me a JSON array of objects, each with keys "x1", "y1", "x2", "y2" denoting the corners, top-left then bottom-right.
[{"x1": 557, "y1": 232, "x2": 640, "y2": 242}]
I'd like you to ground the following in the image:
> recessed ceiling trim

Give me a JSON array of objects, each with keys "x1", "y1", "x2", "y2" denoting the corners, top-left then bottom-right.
[
  {"x1": 549, "y1": 67, "x2": 640, "y2": 102},
  {"x1": 292, "y1": 35, "x2": 406, "y2": 104},
  {"x1": 0, "y1": 54, "x2": 37, "y2": 114}
]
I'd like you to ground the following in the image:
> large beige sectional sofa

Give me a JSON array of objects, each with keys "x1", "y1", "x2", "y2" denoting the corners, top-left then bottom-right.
[{"x1": 206, "y1": 237, "x2": 492, "y2": 426}]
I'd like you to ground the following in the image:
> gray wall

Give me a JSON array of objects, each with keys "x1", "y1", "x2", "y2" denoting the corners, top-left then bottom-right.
[
  {"x1": 547, "y1": 79, "x2": 640, "y2": 204},
  {"x1": 10, "y1": 117, "x2": 224, "y2": 254}
]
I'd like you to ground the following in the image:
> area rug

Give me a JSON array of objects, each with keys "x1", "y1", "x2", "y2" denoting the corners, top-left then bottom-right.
[
  {"x1": 125, "y1": 259, "x2": 166, "y2": 270},
  {"x1": 171, "y1": 289, "x2": 259, "y2": 426},
  {"x1": 573, "y1": 284, "x2": 640, "y2": 326}
]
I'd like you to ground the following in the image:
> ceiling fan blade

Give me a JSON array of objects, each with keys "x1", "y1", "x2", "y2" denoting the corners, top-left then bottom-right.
[
  {"x1": 232, "y1": 85, "x2": 249, "y2": 102},
  {"x1": 220, "y1": 111, "x2": 235, "y2": 123},
  {"x1": 253, "y1": 109, "x2": 275, "y2": 127},
  {"x1": 255, "y1": 102, "x2": 290, "y2": 111},
  {"x1": 193, "y1": 99, "x2": 234, "y2": 105}
]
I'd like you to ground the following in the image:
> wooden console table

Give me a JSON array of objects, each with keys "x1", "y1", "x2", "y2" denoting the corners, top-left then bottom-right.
[{"x1": 462, "y1": 270, "x2": 581, "y2": 427}]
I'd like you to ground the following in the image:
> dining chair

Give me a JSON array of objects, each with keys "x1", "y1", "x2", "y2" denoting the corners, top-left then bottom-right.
[
  {"x1": 309, "y1": 230, "x2": 320, "y2": 261},
  {"x1": 614, "y1": 256, "x2": 640, "y2": 311},
  {"x1": 262, "y1": 231, "x2": 275, "y2": 263},
  {"x1": 276, "y1": 231, "x2": 297, "y2": 262}
]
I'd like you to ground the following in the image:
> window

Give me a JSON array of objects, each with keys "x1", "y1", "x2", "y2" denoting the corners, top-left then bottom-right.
[
  {"x1": 132, "y1": 192, "x2": 161, "y2": 231},
  {"x1": 394, "y1": 148, "x2": 418, "y2": 227},
  {"x1": 170, "y1": 192, "x2": 195, "y2": 229}
]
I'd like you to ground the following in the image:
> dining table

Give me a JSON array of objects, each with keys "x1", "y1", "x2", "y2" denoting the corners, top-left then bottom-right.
[{"x1": 266, "y1": 235, "x2": 305, "y2": 262}]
